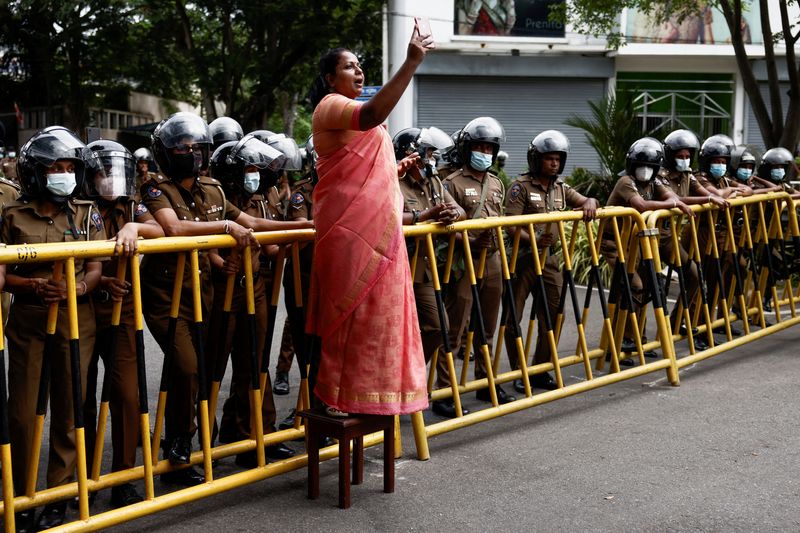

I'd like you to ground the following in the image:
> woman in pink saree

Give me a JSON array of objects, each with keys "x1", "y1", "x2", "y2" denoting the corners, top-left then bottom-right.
[{"x1": 307, "y1": 28, "x2": 434, "y2": 415}]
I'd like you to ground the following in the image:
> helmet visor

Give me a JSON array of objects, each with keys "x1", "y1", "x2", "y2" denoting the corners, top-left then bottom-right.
[
  {"x1": 27, "y1": 128, "x2": 90, "y2": 168},
  {"x1": 230, "y1": 135, "x2": 286, "y2": 172},
  {"x1": 93, "y1": 157, "x2": 137, "y2": 199},
  {"x1": 418, "y1": 127, "x2": 453, "y2": 151},
  {"x1": 157, "y1": 113, "x2": 211, "y2": 148},
  {"x1": 267, "y1": 134, "x2": 303, "y2": 170}
]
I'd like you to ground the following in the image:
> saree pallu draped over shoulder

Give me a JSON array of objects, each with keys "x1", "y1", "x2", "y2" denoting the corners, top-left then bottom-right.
[{"x1": 307, "y1": 93, "x2": 428, "y2": 415}]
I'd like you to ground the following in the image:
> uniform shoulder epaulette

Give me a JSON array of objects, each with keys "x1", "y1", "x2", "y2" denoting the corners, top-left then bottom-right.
[
  {"x1": 150, "y1": 173, "x2": 168, "y2": 183},
  {"x1": 443, "y1": 168, "x2": 463, "y2": 182},
  {"x1": 0, "y1": 177, "x2": 20, "y2": 190},
  {"x1": 199, "y1": 176, "x2": 221, "y2": 186},
  {"x1": 72, "y1": 198, "x2": 95, "y2": 206},
  {"x1": 4, "y1": 198, "x2": 28, "y2": 210}
]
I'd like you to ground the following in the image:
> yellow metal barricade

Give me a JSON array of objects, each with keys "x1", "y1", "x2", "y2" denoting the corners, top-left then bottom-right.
[{"x1": 1, "y1": 197, "x2": 800, "y2": 531}]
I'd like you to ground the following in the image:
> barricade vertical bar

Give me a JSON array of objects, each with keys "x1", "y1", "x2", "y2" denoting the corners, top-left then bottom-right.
[
  {"x1": 585, "y1": 220, "x2": 619, "y2": 373},
  {"x1": 527, "y1": 223, "x2": 563, "y2": 388},
  {"x1": 242, "y1": 245, "x2": 266, "y2": 468},
  {"x1": 685, "y1": 215, "x2": 715, "y2": 347},
  {"x1": 424, "y1": 233, "x2": 463, "y2": 416},
  {"x1": 189, "y1": 250, "x2": 213, "y2": 482},
  {"x1": 208, "y1": 272, "x2": 236, "y2": 439},
  {"x1": 723, "y1": 208, "x2": 750, "y2": 336},
  {"x1": 26, "y1": 261, "x2": 62, "y2": 497},
  {"x1": 152, "y1": 253, "x2": 185, "y2": 465},
  {"x1": 129, "y1": 253, "x2": 155, "y2": 500},
  {"x1": 557, "y1": 221, "x2": 592, "y2": 380},
  {"x1": 495, "y1": 226, "x2": 531, "y2": 397},
  {"x1": 461, "y1": 231, "x2": 498, "y2": 405},
  {"x1": 290, "y1": 242, "x2": 311, "y2": 416},
  {"x1": 0, "y1": 295, "x2": 15, "y2": 532},
  {"x1": 91, "y1": 259, "x2": 127, "y2": 481},
  {"x1": 740, "y1": 204, "x2": 767, "y2": 328},
  {"x1": 259, "y1": 247, "x2": 285, "y2": 408},
  {"x1": 65, "y1": 258, "x2": 90, "y2": 520}
]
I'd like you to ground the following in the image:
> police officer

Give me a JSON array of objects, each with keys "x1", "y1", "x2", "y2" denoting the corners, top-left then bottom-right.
[
  {"x1": 82, "y1": 139, "x2": 164, "y2": 507},
  {"x1": 206, "y1": 134, "x2": 295, "y2": 466},
  {"x1": 394, "y1": 127, "x2": 466, "y2": 417},
  {"x1": 437, "y1": 129, "x2": 463, "y2": 180},
  {"x1": 695, "y1": 134, "x2": 751, "y2": 198},
  {"x1": 757, "y1": 147, "x2": 800, "y2": 199},
  {"x1": 133, "y1": 147, "x2": 158, "y2": 198},
  {"x1": 602, "y1": 138, "x2": 693, "y2": 357},
  {"x1": 730, "y1": 146, "x2": 774, "y2": 191},
  {"x1": 504, "y1": 130, "x2": 598, "y2": 393},
  {"x1": 2, "y1": 127, "x2": 106, "y2": 530},
  {"x1": 141, "y1": 113, "x2": 311, "y2": 486},
  {"x1": 0, "y1": 169, "x2": 20, "y2": 322},
  {"x1": 443, "y1": 117, "x2": 515, "y2": 404}
]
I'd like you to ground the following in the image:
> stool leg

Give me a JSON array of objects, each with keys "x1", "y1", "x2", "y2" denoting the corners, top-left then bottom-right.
[
  {"x1": 384, "y1": 424, "x2": 394, "y2": 494},
  {"x1": 339, "y1": 437, "x2": 350, "y2": 509},
  {"x1": 353, "y1": 436, "x2": 364, "y2": 485},
  {"x1": 307, "y1": 424, "x2": 319, "y2": 500}
]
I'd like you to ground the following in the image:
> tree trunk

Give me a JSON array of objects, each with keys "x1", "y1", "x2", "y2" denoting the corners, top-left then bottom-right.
[
  {"x1": 174, "y1": 0, "x2": 217, "y2": 120},
  {"x1": 777, "y1": 0, "x2": 800, "y2": 150}
]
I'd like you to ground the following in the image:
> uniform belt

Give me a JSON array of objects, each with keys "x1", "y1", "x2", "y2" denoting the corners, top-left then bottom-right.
[{"x1": 213, "y1": 271, "x2": 260, "y2": 287}]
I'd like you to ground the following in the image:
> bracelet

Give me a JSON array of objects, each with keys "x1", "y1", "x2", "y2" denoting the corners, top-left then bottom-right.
[
  {"x1": 707, "y1": 195, "x2": 712, "y2": 203},
  {"x1": 411, "y1": 209, "x2": 420, "y2": 224},
  {"x1": 223, "y1": 220, "x2": 231, "y2": 234}
]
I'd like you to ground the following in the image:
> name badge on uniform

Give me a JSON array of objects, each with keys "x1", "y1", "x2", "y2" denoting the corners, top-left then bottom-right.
[
  {"x1": 465, "y1": 188, "x2": 478, "y2": 197},
  {"x1": 207, "y1": 205, "x2": 223, "y2": 214},
  {"x1": 530, "y1": 193, "x2": 542, "y2": 201}
]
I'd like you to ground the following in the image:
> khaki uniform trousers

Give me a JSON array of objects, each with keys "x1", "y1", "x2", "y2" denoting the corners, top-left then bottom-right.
[
  {"x1": 504, "y1": 254, "x2": 561, "y2": 367},
  {"x1": 443, "y1": 251, "x2": 502, "y2": 385},
  {"x1": 143, "y1": 282, "x2": 207, "y2": 440},
  {"x1": 8, "y1": 301, "x2": 95, "y2": 494},
  {"x1": 84, "y1": 297, "x2": 140, "y2": 472},
  {"x1": 206, "y1": 276, "x2": 277, "y2": 441}
]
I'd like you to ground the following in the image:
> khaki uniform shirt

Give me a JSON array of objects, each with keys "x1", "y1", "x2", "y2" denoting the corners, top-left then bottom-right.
[
  {"x1": 659, "y1": 169, "x2": 704, "y2": 197},
  {"x1": 399, "y1": 172, "x2": 457, "y2": 282},
  {"x1": 0, "y1": 177, "x2": 20, "y2": 211},
  {"x1": 607, "y1": 174, "x2": 670, "y2": 206},
  {"x1": 444, "y1": 167, "x2": 504, "y2": 252},
  {"x1": 695, "y1": 171, "x2": 732, "y2": 191},
  {"x1": 141, "y1": 175, "x2": 241, "y2": 311},
  {"x1": 504, "y1": 174, "x2": 582, "y2": 216},
  {"x1": 98, "y1": 199, "x2": 153, "y2": 279},
  {"x1": 1, "y1": 198, "x2": 106, "y2": 282}
]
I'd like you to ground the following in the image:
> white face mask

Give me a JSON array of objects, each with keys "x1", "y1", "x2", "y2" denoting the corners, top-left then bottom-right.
[
  {"x1": 243, "y1": 172, "x2": 260, "y2": 194},
  {"x1": 634, "y1": 166, "x2": 654, "y2": 182},
  {"x1": 675, "y1": 158, "x2": 691, "y2": 172},
  {"x1": 46, "y1": 172, "x2": 77, "y2": 196},
  {"x1": 95, "y1": 175, "x2": 126, "y2": 200}
]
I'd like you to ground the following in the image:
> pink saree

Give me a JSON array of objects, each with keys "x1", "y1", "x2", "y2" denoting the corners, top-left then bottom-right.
[{"x1": 307, "y1": 93, "x2": 428, "y2": 415}]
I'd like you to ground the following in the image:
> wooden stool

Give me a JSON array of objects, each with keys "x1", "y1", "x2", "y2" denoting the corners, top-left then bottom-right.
[{"x1": 300, "y1": 407, "x2": 395, "y2": 509}]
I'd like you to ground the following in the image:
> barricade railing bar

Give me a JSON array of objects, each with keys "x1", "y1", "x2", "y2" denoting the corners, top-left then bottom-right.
[{"x1": 0, "y1": 198, "x2": 797, "y2": 531}]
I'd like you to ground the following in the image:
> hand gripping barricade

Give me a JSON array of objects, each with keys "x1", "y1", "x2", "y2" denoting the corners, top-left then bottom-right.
[{"x1": 1, "y1": 200, "x2": 800, "y2": 530}]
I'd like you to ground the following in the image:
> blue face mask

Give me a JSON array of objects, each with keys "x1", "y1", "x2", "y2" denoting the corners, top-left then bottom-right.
[
  {"x1": 709, "y1": 163, "x2": 727, "y2": 179},
  {"x1": 771, "y1": 168, "x2": 786, "y2": 182},
  {"x1": 469, "y1": 151, "x2": 493, "y2": 172},
  {"x1": 243, "y1": 172, "x2": 260, "y2": 194},
  {"x1": 735, "y1": 167, "x2": 753, "y2": 182},
  {"x1": 675, "y1": 158, "x2": 691, "y2": 172}
]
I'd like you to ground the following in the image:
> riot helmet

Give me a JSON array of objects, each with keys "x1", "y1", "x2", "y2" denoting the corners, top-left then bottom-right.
[
  {"x1": 730, "y1": 146, "x2": 758, "y2": 182},
  {"x1": 151, "y1": 112, "x2": 211, "y2": 179},
  {"x1": 663, "y1": 129, "x2": 700, "y2": 171},
  {"x1": 698, "y1": 134, "x2": 734, "y2": 174},
  {"x1": 393, "y1": 128, "x2": 422, "y2": 161},
  {"x1": 133, "y1": 147, "x2": 154, "y2": 164},
  {"x1": 16, "y1": 126, "x2": 91, "y2": 202},
  {"x1": 528, "y1": 130, "x2": 570, "y2": 177},
  {"x1": 86, "y1": 139, "x2": 136, "y2": 202},
  {"x1": 758, "y1": 147, "x2": 793, "y2": 182},
  {"x1": 458, "y1": 117, "x2": 505, "y2": 167},
  {"x1": 496, "y1": 151, "x2": 508, "y2": 168},
  {"x1": 210, "y1": 134, "x2": 286, "y2": 195},
  {"x1": 208, "y1": 117, "x2": 244, "y2": 151},
  {"x1": 250, "y1": 130, "x2": 302, "y2": 171},
  {"x1": 625, "y1": 137, "x2": 664, "y2": 181},
  {"x1": 440, "y1": 129, "x2": 462, "y2": 169}
]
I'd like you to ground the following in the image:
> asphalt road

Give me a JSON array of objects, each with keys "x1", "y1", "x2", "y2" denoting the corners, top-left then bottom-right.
[{"x1": 14, "y1": 287, "x2": 800, "y2": 532}]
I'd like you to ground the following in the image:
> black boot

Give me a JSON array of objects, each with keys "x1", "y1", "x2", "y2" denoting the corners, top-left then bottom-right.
[
  {"x1": 166, "y1": 434, "x2": 192, "y2": 465},
  {"x1": 14, "y1": 509, "x2": 36, "y2": 533},
  {"x1": 36, "y1": 502, "x2": 67, "y2": 531},
  {"x1": 160, "y1": 466, "x2": 205, "y2": 486}
]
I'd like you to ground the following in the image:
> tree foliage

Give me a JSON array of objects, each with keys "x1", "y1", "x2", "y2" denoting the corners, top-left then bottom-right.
[
  {"x1": 0, "y1": 0, "x2": 384, "y2": 135},
  {"x1": 553, "y1": 0, "x2": 800, "y2": 151}
]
